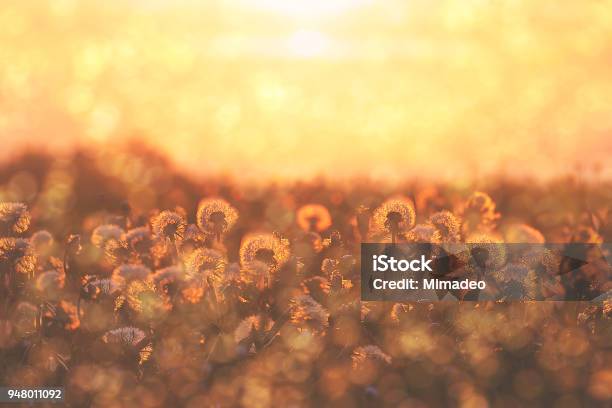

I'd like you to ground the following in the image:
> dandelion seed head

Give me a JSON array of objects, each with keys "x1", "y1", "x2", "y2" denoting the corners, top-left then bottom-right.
[
  {"x1": 196, "y1": 198, "x2": 238, "y2": 238},
  {"x1": 104, "y1": 239, "x2": 131, "y2": 265},
  {"x1": 520, "y1": 248, "x2": 560, "y2": 276},
  {"x1": 151, "y1": 210, "x2": 186, "y2": 241},
  {"x1": 0, "y1": 237, "x2": 35, "y2": 275},
  {"x1": 91, "y1": 224, "x2": 124, "y2": 248},
  {"x1": 493, "y1": 263, "x2": 538, "y2": 299},
  {"x1": 372, "y1": 197, "x2": 416, "y2": 236},
  {"x1": 239, "y1": 233, "x2": 290, "y2": 272},
  {"x1": 466, "y1": 233, "x2": 506, "y2": 270},
  {"x1": 289, "y1": 294, "x2": 329, "y2": 335},
  {"x1": 126, "y1": 279, "x2": 170, "y2": 314},
  {"x1": 296, "y1": 204, "x2": 332, "y2": 232},
  {"x1": 0, "y1": 202, "x2": 30, "y2": 234},
  {"x1": 428, "y1": 211, "x2": 461, "y2": 242},
  {"x1": 103, "y1": 326, "x2": 147, "y2": 347},
  {"x1": 461, "y1": 192, "x2": 500, "y2": 234},
  {"x1": 184, "y1": 247, "x2": 226, "y2": 284}
]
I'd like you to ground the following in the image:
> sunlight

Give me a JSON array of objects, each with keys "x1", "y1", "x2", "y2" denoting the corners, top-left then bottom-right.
[
  {"x1": 238, "y1": 0, "x2": 371, "y2": 19},
  {"x1": 286, "y1": 30, "x2": 331, "y2": 58}
]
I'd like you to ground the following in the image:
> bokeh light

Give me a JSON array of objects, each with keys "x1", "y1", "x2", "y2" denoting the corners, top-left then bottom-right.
[{"x1": 1, "y1": 1, "x2": 612, "y2": 181}]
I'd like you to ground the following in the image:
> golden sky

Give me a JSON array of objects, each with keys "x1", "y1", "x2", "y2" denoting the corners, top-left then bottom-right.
[{"x1": 1, "y1": 0, "x2": 612, "y2": 181}]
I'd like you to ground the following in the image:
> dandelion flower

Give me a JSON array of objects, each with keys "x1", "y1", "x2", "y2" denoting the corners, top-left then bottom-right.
[
  {"x1": 239, "y1": 233, "x2": 290, "y2": 272},
  {"x1": 466, "y1": 233, "x2": 506, "y2": 271},
  {"x1": 151, "y1": 210, "x2": 186, "y2": 242},
  {"x1": 91, "y1": 224, "x2": 124, "y2": 248},
  {"x1": 428, "y1": 211, "x2": 461, "y2": 242},
  {"x1": 372, "y1": 197, "x2": 416, "y2": 243},
  {"x1": 0, "y1": 202, "x2": 30, "y2": 235},
  {"x1": 0, "y1": 237, "x2": 36, "y2": 275},
  {"x1": 184, "y1": 247, "x2": 226, "y2": 284},
  {"x1": 492, "y1": 263, "x2": 538, "y2": 300},
  {"x1": 520, "y1": 248, "x2": 560, "y2": 276},
  {"x1": 296, "y1": 204, "x2": 332, "y2": 233},
  {"x1": 104, "y1": 238, "x2": 131, "y2": 265},
  {"x1": 125, "y1": 279, "x2": 170, "y2": 314},
  {"x1": 461, "y1": 192, "x2": 500, "y2": 235},
  {"x1": 289, "y1": 294, "x2": 329, "y2": 335},
  {"x1": 196, "y1": 198, "x2": 238, "y2": 241}
]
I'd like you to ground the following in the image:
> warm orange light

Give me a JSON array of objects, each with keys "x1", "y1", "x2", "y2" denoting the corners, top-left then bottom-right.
[
  {"x1": 0, "y1": 1, "x2": 611, "y2": 182},
  {"x1": 237, "y1": 0, "x2": 371, "y2": 19}
]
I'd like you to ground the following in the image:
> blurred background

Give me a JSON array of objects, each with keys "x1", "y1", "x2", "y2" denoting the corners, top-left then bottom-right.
[{"x1": 1, "y1": 0, "x2": 612, "y2": 181}]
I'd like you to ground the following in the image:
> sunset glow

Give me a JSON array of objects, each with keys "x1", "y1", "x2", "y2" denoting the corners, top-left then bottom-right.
[{"x1": 1, "y1": 1, "x2": 612, "y2": 181}]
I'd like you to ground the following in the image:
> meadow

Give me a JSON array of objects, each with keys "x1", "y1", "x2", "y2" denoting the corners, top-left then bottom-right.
[{"x1": 0, "y1": 146, "x2": 610, "y2": 407}]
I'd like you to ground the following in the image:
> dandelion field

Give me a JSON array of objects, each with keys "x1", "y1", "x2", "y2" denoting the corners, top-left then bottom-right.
[
  {"x1": 0, "y1": 147, "x2": 610, "y2": 407},
  {"x1": 2, "y1": 1, "x2": 612, "y2": 407}
]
